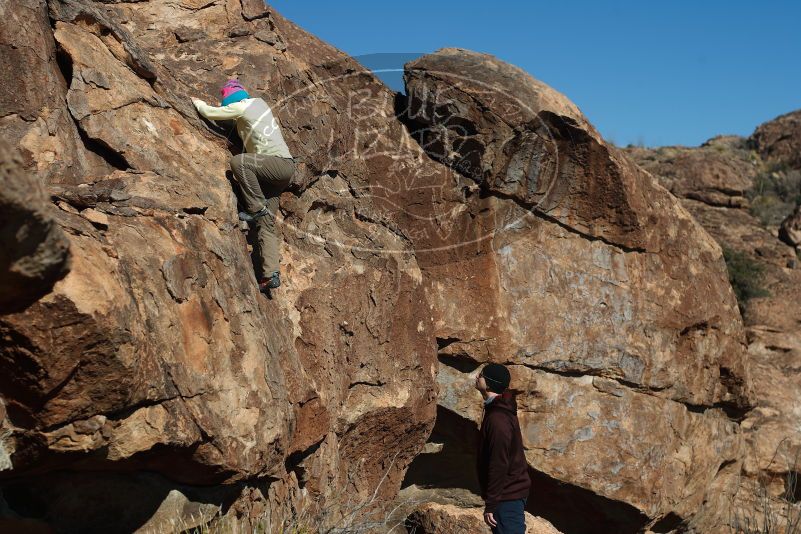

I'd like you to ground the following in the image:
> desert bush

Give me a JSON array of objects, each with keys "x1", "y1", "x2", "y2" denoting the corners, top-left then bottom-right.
[
  {"x1": 154, "y1": 451, "x2": 425, "y2": 534},
  {"x1": 722, "y1": 246, "x2": 769, "y2": 310},
  {"x1": 732, "y1": 479, "x2": 801, "y2": 533},
  {"x1": 747, "y1": 165, "x2": 801, "y2": 227},
  {"x1": 750, "y1": 196, "x2": 796, "y2": 227},
  {"x1": 170, "y1": 493, "x2": 422, "y2": 534}
]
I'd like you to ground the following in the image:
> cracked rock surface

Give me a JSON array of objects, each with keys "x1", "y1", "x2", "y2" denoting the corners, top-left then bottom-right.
[{"x1": 0, "y1": 141, "x2": 71, "y2": 313}]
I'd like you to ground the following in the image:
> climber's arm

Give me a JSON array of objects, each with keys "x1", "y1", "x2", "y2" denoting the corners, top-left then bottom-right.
[{"x1": 192, "y1": 98, "x2": 246, "y2": 121}]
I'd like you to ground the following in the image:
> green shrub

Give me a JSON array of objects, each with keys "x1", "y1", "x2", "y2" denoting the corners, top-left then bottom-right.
[{"x1": 723, "y1": 246, "x2": 769, "y2": 310}]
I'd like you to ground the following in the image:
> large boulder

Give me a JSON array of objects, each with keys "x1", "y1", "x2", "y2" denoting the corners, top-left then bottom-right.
[
  {"x1": 395, "y1": 48, "x2": 753, "y2": 533},
  {"x1": 407, "y1": 502, "x2": 562, "y2": 534},
  {"x1": 0, "y1": 0, "x2": 437, "y2": 530}
]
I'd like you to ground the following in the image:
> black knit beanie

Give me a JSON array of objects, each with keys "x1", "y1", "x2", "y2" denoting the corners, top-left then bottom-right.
[{"x1": 481, "y1": 363, "x2": 511, "y2": 394}]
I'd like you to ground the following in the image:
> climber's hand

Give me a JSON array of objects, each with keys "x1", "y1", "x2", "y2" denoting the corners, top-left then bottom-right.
[
  {"x1": 191, "y1": 97, "x2": 204, "y2": 110},
  {"x1": 484, "y1": 512, "x2": 497, "y2": 528}
]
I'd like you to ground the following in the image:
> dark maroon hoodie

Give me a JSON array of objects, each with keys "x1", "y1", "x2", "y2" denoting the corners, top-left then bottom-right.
[{"x1": 477, "y1": 390, "x2": 531, "y2": 513}]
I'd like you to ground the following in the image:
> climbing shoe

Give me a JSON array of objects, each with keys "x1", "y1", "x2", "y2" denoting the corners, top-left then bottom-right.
[
  {"x1": 259, "y1": 271, "x2": 281, "y2": 292},
  {"x1": 238, "y1": 205, "x2": 269, "y2": 222}
]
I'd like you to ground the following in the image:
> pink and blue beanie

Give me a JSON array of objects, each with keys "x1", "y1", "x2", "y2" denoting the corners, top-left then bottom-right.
[{"x1": 221, "y1": 79, "x2": 250, "y2": 106}]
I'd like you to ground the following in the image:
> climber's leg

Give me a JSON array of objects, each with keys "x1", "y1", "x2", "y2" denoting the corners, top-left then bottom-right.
[
  {"x1": 248, "y1": 155, "x2": 296, "y2": 287},
  {"x1": 229, "y1": 153, "x2": 268, "y2": 215},
  {"x1": 251, "y1": 196, "x2": 280, "y2": 283}
]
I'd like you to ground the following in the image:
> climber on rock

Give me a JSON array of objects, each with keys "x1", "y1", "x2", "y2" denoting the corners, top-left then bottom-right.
[
  {"x1": 191, "y1": 79, "x2": 295, "y2": 293},
  {"x1": 475, "y1": 363, "x2": 531, "y2": 534}
]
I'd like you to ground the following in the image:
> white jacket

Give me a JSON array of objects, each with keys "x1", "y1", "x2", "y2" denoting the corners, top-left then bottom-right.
[{"x1": 193, "y1": 97, "x2": 293, "y2": 159}]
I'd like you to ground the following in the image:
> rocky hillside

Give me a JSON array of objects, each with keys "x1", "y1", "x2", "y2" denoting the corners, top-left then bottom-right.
[
  {"x1": 626, "y1": 111, "x2": 801, "y2": 532},
  {"x1": 0, "y1": 1, "x2": 796, "y2": 533}
]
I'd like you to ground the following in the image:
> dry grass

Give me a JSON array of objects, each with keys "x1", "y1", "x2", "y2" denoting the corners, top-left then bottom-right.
[
  {"x1": 155, "y1": 451, "x2": 426, "y2": 534},
  {"x1": 747, "y1": 165, "x2": 801, "y2": 227},
  {"x1": 731, "y1": 440, "x2": 801, "y2": 534}
]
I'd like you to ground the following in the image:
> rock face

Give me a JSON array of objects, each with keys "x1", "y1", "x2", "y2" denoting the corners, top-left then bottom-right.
[
  {"x1": 0, "y1": 2, "x2": 791, "y2": 534},
  {"x1": 0, "y1": 141, "x2": 71, "y2": 313},
  {"x1": 627, "y1": 117, "x2": 801, "y2": 533},
  {"x1": 751, "y1": 109, "x2": 801, "y2": 170},
  {"x1": 1, "y1": 0, "x2": 436, "y2": 531}
]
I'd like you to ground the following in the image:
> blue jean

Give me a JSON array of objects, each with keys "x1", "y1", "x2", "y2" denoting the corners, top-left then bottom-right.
[{"x1": 490, "y1": 498, "x2": 526, "y2": 534}]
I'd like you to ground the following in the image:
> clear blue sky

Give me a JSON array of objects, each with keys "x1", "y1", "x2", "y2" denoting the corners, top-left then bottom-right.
[{"x1": 269, "y1": 1, "x2": 800, "y2": 147}]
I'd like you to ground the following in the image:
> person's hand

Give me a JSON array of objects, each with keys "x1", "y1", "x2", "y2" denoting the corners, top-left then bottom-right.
[
  {"x1": 191, "y1": 97, "x2": 203, "y2": 109},
  {"x1": 483, "y1": 511, "x2": 497, "y2": 528}
]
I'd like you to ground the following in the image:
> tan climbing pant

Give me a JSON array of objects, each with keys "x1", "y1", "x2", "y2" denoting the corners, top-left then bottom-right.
[{"x1": 229, "y1": 153, "x2": 296, "y2": 279}]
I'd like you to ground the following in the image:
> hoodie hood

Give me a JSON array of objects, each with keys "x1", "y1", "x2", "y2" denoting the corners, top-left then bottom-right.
[{"x1": 485, "y1": 390, "x2": 517, "y2": 414}]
